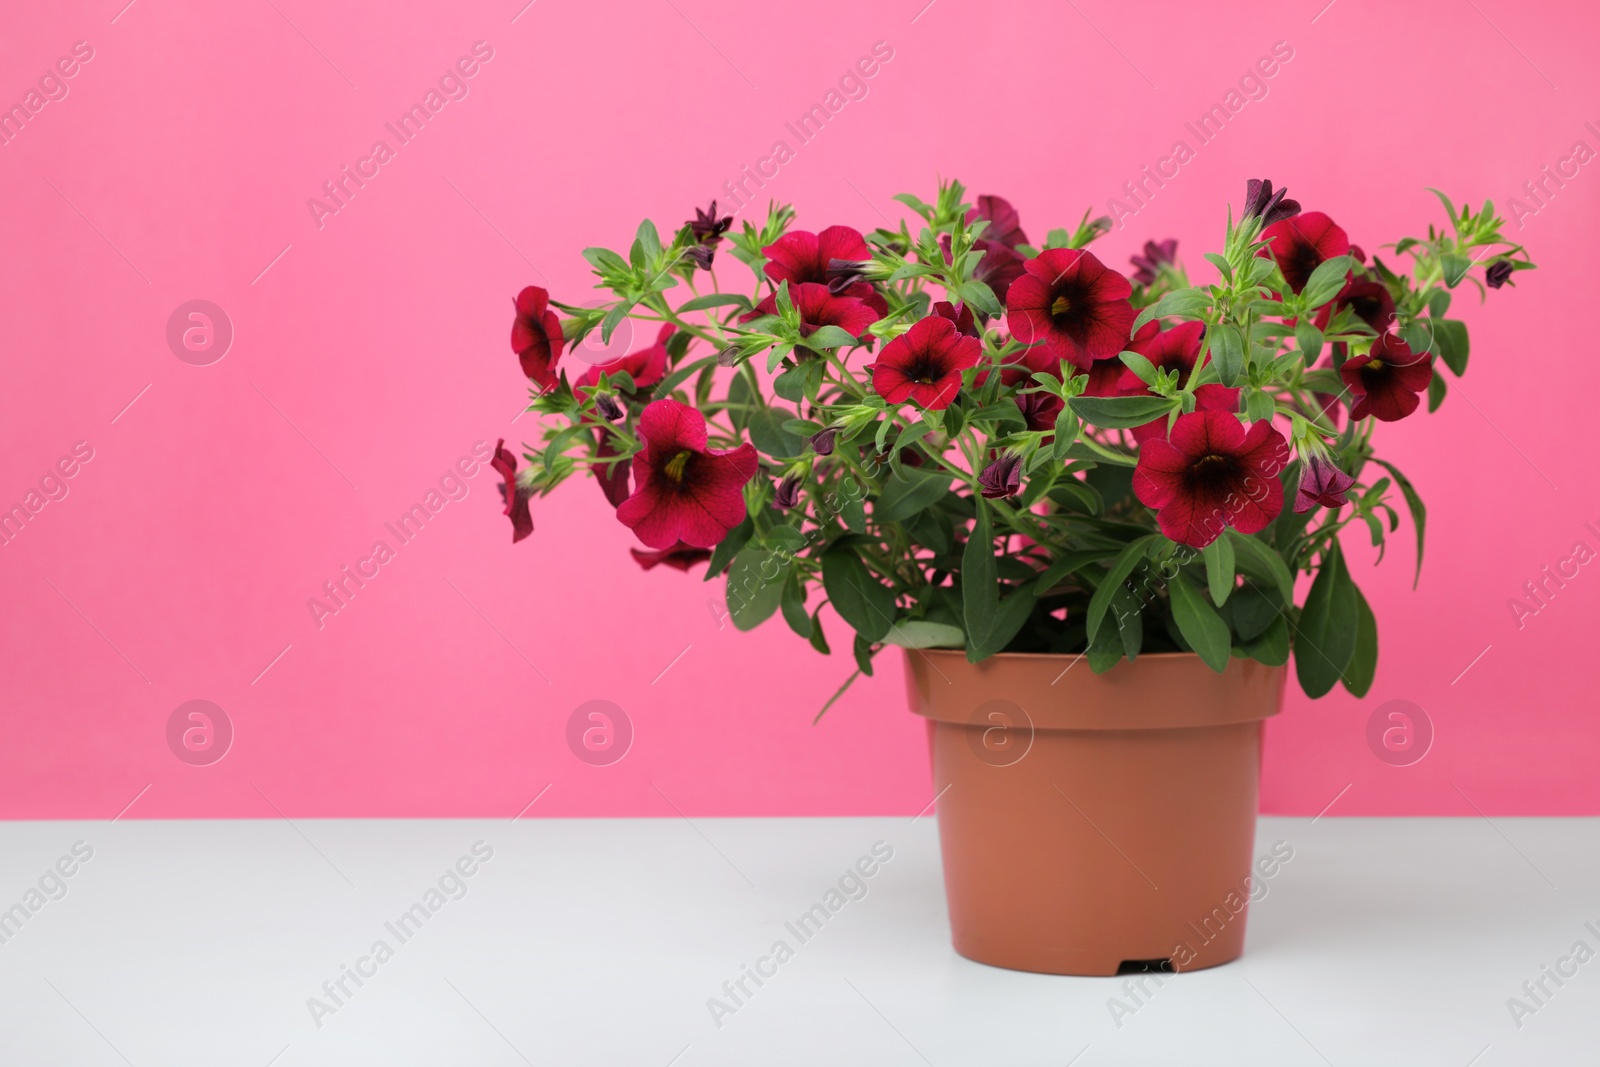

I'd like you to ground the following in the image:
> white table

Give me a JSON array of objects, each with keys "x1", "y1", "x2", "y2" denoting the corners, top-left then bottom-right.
[{"x1": 0, "y1": 816, "x2": 1595, "y2": 1065}]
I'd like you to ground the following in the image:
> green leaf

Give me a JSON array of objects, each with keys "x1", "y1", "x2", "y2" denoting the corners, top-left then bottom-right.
[
  {"x1": 874, "y1": 468, "x2": 951, "y2": 524},
  {"x1": 678, "y1": 293, "x2": 752, "y2": 312},
  {"x1": 822, "y1": 548, "x2": 896, "y2": 642},
  {"x1": 581, "y1": 247, "x2": 629, "y2": 274},
  {"x1": 1302, "y1": 255, "x2": 1356, "y2": 308},
  {"x1": 1427, "y1": 289, "x2": 1452, "y2": 318},
  {"x1": 1086, "y1": 536, "x2": 1156, "y2": 642},
  {"x1": 773, "y1": 365, "x2": 806, "y2": 402},
  {"x1": 1440, "y1": 252, "x2": 1471, "y2": 288},
  {"x1": 1085, "y1": 616, "x2": 1124, "y2": 673},
  {"x1": 1223, "y1": 584, "x2": 1280, "y2": 642},
  {"x1": 1202, "y1": 535, "x2": 1236, "y2": 606},
  {"x1": 1433, "y1": 319, "x2": 1469, "y2": 376},
  {"x1": 1428, "y1": 372, "x2": 1447, "y2": 412},
  {"x1": 1242, "y1": 614, "x2": 1291, "y2": 666},
  {"x1": 635, "y1": 219, "x2": 662, "y2": 260},
  {"x1": 1210, "y1": 323, "x2": 1245, "y2": 387},
  {"x1": 807, "y1": 606, "x2": 831, "y2": 655},
  {"x1": 1069, "y1": 394, "x2": 1178, "y2": 429},
  {"x1": 957, "y1": 280, "x2": 1002, "y2": 318},
  {"x1": 1033, "y1": 548, "x2": 1119, "y2": 595},
  {"x1": 853, "y1": 633, "x2": 877, "y2": 676},
  {"x1": 1294, "y1": 320, "x2": 1324, "y2": 362},
  {"x1": 882, "y1": 620, "x2": 966, "y2": 649},
  {"x1": 726, "y1": 550, "x2": 787, "y2": 631},
  {"x1": 704, "y1": 516, "x2": 754, "y2": 580},
  {"x1": 804, "y1": 325, "x2": 861, "y2": 350},
  {"x1": 747, "y1": 407, "x2": 804, "y2": 459},
  {"x1": 1131, "y1": 288, "x2": 1213, "y2": 334},
  {"x1": 1169, "y1": 572, "x2": 1231, "y2": 672},
  {"x1": 601, "y1": 300, "x2": 635, "y2": 344},
  {"x1": 1425, "y1": 187, "x2": 1458, "y2": 230},
  {"x1": 1225, "y1": 529, "x2": 1295, "y2": 606},
  {"x1": 1294, "y1": 540, "x2": 1359, "y2": 698},
  {"x1": 654, "y1": 354, "x2": 719, "y2": 400},
  {"x1": 1118, "y1": 350, "x2": 1160, "y2": 386},
  {"x1": 1342, "y1": 582, "x2": 1378, "y2": 697},
  {"x1": 1204, "y1": 252, "x2": 1233, "y2": 282},
  {"x1": 958, "y1": 499, "x2": 1038, "y2": 660},
  {"x1": 780, "y1": 576, "x2": 812, "y2": 639},
  {"x1": 1372, "y1": 458, "x2": 1426, "y2": 587}
]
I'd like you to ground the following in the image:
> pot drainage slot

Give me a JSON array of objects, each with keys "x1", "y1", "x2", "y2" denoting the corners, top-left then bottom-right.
[{"x1": 1115, "y1": 958, "x2": 1173, "y2": 975}]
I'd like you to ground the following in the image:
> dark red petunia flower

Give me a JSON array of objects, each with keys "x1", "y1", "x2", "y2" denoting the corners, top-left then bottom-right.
[
  {"x1": 1129, "y1": 239, "x2": 1178, "y2": 285},
  {"x1": 1004, "y1": 248, "x2": 1136, "y2": 371},
  {"x1": 631, "y1": 542, "x2": 713, "y2": 571},
  {"x1": 741, "y1": 282, "x2": 881, "y2": 340},
  {"x1": 690, "y1": 201, "x2": 732, "y2": 247},
  {"x1": 869, "y1": 315, "x2": 982, "y2": 410},
  {"x1": 979, "y1": 452, "x2": 1023, "y2": 499},
  {"x1": 594, "y1": 434, "x2": 632, "y2": 508},
  {"x1": 616, "y1": 400, "x2": 758, "y2": 549},
  {"x1": 1132, "y1": 411, "x2": 1290, "y2": 548},
  {"x1": 1294, "y1": 454, "x2": 1356, "y2": 513},
  {"x1": 1121, "y1": 321, "x2": 1240, "y2": 443},
  {"x1": 1333, "y1": 279, "x2": 1395, "y2": 333},
  {"x1": 511, "y1": 286, "x2": 564, "y2": 389},
  {"x1": 575, "y1": 325, "x2": 675, "y2": 505},
  {"x1": 490, "y1": 439, "x2": 534, "y2": 543},
  {"x1": 764, "y1": 226, "x2": 871, "y2": 286},
  {"x1": 1260, "y1": 212, "x2": 1350, "y2": 295},
  {"x1": 576, "y1": 324, "x2": 671, "y2": 396},
  {"x1": 930, "y1": 300, "x2": 978, "y2": 337},
  {"x1": 1015, "y1": 390, "x2": 1065, "y2": 433},
  {"x1": 970, "y1": 194, "x2": 1028, "y2": 249},
  {"x1": 973, "y1": 242, "x2": 1028, "y2": 304},
  {"x1": 1339, "y1": 333, "x2": 1433, "y2": 422}
]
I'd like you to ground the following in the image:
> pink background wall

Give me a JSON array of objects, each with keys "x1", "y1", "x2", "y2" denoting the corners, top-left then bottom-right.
[{"x1": 3, "y1": 0, "x2": 1597, "y2": 820}]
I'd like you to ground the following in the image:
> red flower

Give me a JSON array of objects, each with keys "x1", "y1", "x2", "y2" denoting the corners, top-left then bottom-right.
[
  {"x1": 616, "y1": 400, "x2": 758, "y2": 549},
  {"x1": 869, "y1": 315, "x2": 982, "y2": 410},
  {"x1": 511, "y1": 286, "x2": 564, "y2": 389},
  {"x1": 764, "y1": 226, "x2": 870, "y2": 286},
  {"x1": 1132, "y1": 411, "x2": 1290, "y2": 548},
  {"x1": 1260, "y1": 212, "x2": 1349, "y2": 295},
  {"x1": 576, "y1": 324, "x2": 671, "y2": 398},
  {"x1": 1121, "y1": 321, "x2": 1240, "y2": 443},
  {"x1": 1004, "y1": 248, "x2": 1136, "y2": 371},
  {"x1": 1294, "y1": 455, "x2": 1356, "y2": 513},
  {"x1": 631, "y1": 542, "x2": 713, "y2": 571},
  {"x1": 741, "y1": 282, "x2": 881, "y2": 339},
  {"x1": 1129, "y1": 239, "x2": 1178, "y2": 286},
  {"x1": 970, "y1": 194, "x2": 1027, "y2": 249},
  {"x1": 1339, "y1": 333, "x2": 1433, "y2": 422},
  {"x1": 930, "y1": 300, "x2": 978, "y2": 337},
  {"x1": 1334, "y1": 279, "x2": 1395, "y2": 333},
  {"x1": 490, "y1": 439, "x2": 534, "y2": 543},
  {"x1": 594, "y1": 435, "x2": 632, "y2": 508}
]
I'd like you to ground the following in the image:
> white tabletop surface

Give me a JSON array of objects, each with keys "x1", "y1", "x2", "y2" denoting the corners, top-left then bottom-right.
[{"x1": 0, "y1": 815, "x2": 1595, "y2": 1065}]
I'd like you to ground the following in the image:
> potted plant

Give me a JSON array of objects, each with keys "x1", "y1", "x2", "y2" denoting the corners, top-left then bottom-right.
[{"x1": 493, "y1": 179, "x2": 1531, "y2": 975}]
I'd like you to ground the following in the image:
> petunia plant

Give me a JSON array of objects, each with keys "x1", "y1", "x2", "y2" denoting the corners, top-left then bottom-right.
[{"x1": 496, "y1": 179, "x2": 1532, "y2": 708}]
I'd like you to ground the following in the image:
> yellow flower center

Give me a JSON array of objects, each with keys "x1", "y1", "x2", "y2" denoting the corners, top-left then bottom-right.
[
  {"x1": 1051, "y1": 295, "x2": 1073, "y2": 316},
  {"x1": 1365, "y1": 358, "x2": 1384, "y2": 371},
  {"x1": 664, "y1": 450, "x2": 693, "y2": 482}
]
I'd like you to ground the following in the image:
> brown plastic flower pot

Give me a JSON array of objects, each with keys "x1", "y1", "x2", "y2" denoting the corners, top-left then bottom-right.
[{"x1": 905, "y1": 649, "x2": 1285, "y2": 976}]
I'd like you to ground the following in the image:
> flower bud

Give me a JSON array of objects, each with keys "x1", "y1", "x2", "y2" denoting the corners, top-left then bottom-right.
[
  {"x1": 809, "y1": 427, "x2": 840, "y2": 456},
  {"x1": 1243, "y1": 178, "x2": 1301, "y2": 226},
  {"x1": 595, "y1": 394, "x2": 625, "y2": 422},
  {"x1": 774, "y1": 474, "x2": 802, "y2": 509},
  {"x1": 1485, "y1": 260, "x2": 1513, "y2": 289},
  {"x1": 978, "y1": 453, "x2": 1023, "y2": 499}
]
